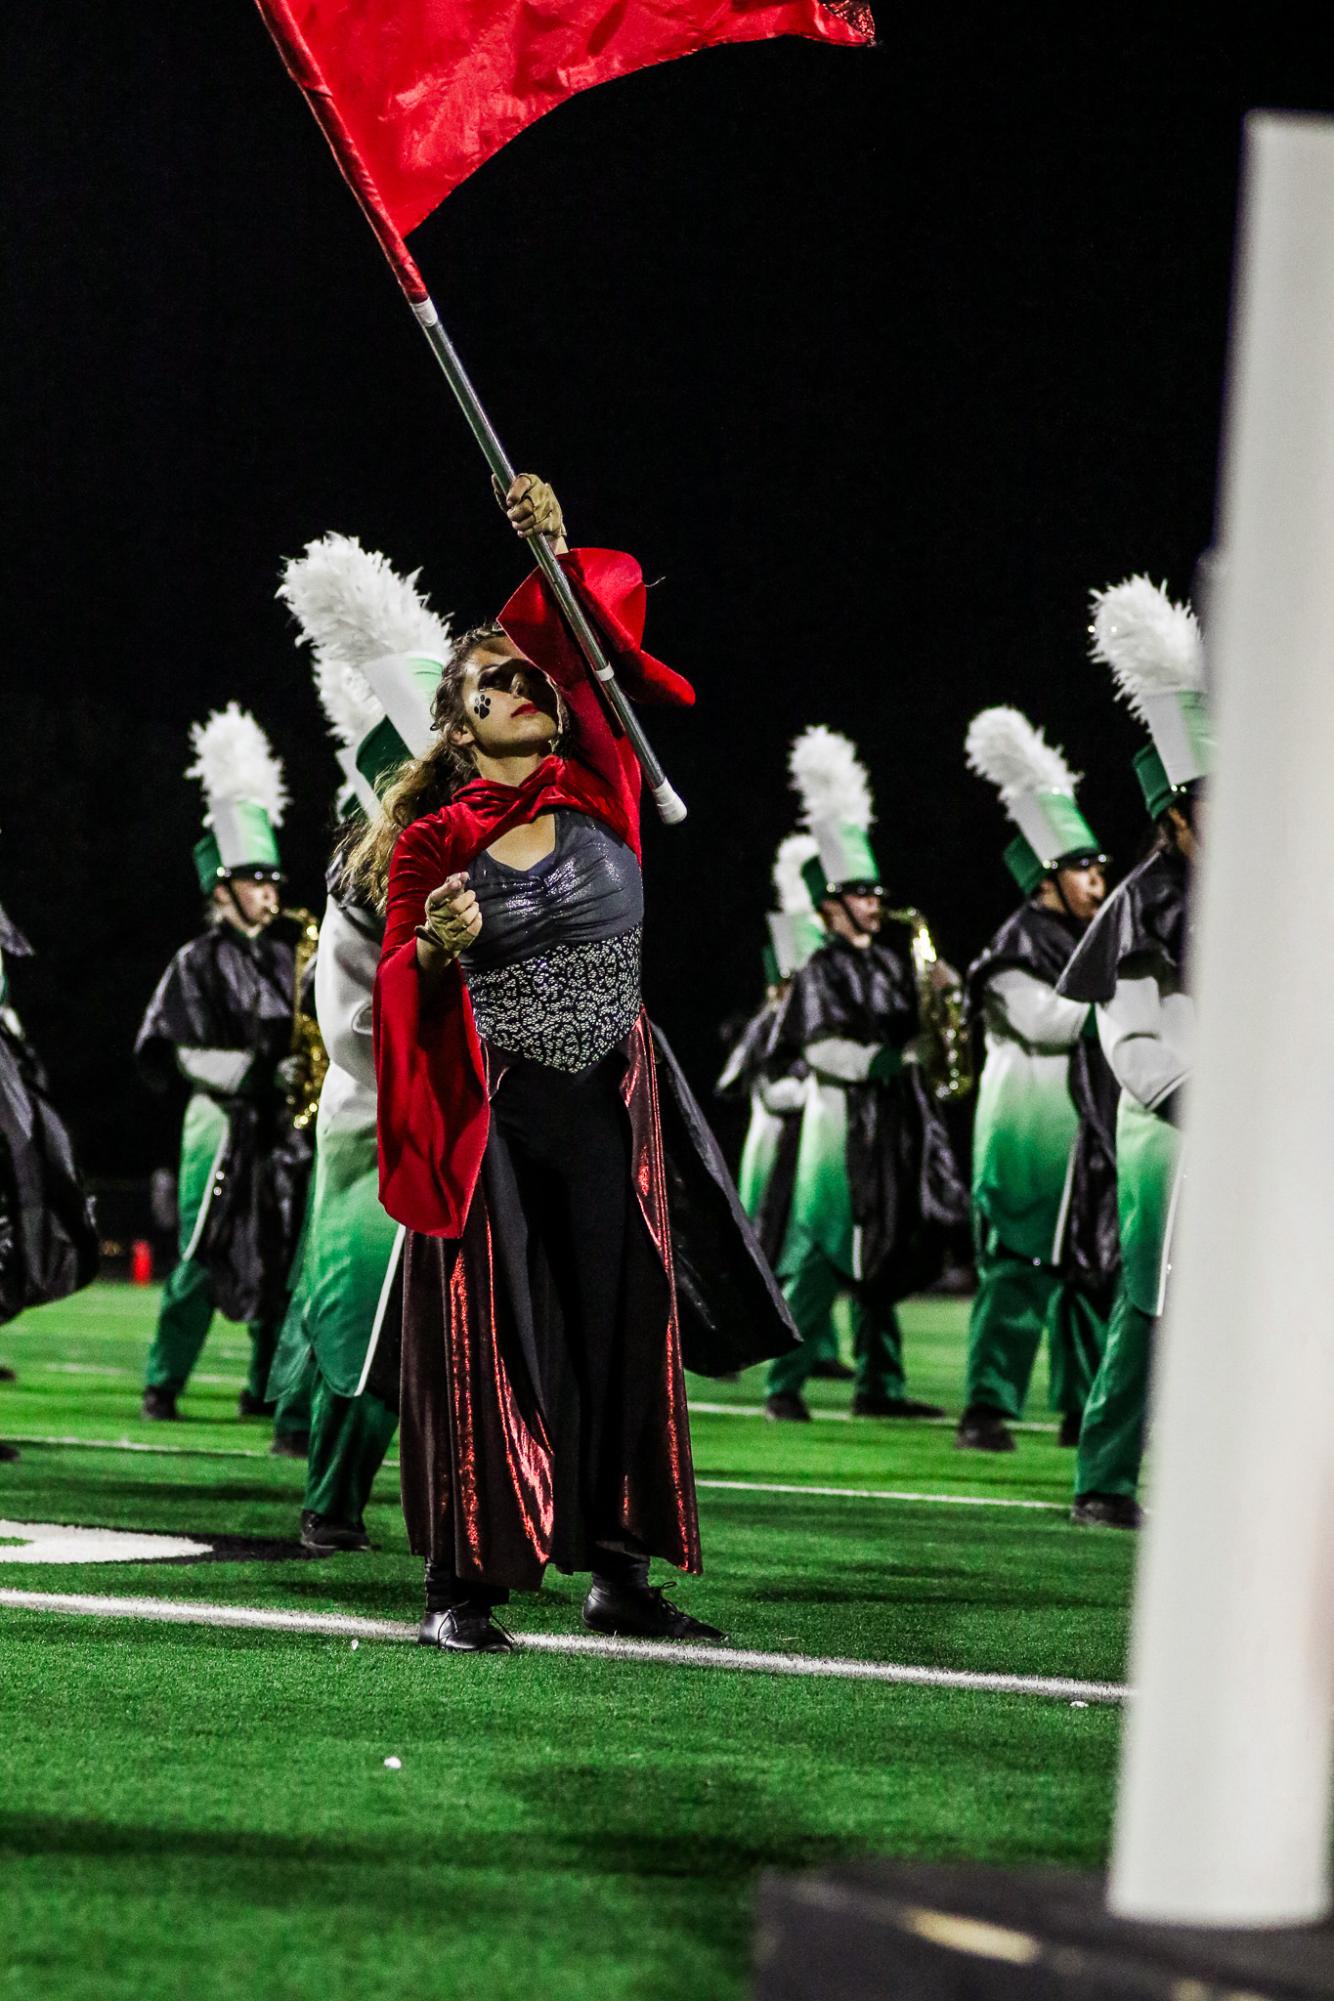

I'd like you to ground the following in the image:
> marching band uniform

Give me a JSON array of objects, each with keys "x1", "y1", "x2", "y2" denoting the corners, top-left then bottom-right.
[
  {"x1": 763, "y1": 728, "x2": 968, "y2": 1422},
  {"x1": 137, "y1": 710, "x2": 312, "y2": 1421},
  {"x1": 0, "y1": 900, "x2": 98, "y2": 1459},
  {"x1": 374, "y1": 548, "x2": 796, "y2": 1649},
  {"x1": 716, "y1": 834, "x2": 849, "y2": 1371},
  {"x1": 272, "y1": 533, "x2": 449, "y2": 1551},
  {"x1": 1058, "y1": 578, "x2": 1209, "y2": 1527},
  {"x1": 957, "y1": 709, "x2": 1115, "y2": 1451}
]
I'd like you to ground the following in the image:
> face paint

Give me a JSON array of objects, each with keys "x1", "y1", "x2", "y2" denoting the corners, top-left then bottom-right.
[{"x1": 472, "y1": 693, "x2": 492, "y2": 719}]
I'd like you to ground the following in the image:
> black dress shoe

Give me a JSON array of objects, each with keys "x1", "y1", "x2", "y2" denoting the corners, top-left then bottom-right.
[
  {"x1": 0, "y1": 1440, "x2": 20, "y2": 1463},
  {"x1": 582, "y1": 1579, "x2": 726, "y2": 1643},
  {"x1": 955, "y1": 1406, "x2": 1016, "y2": 1453},
  {"x1": 418, "y1": 1605, "x2": 514, "y2": 1653},
  {"x1": 1058, "y1": 1412, "x2": 1083, "y2": 1448},
  {"x1": 764, "y1": 1391, "x2": 811, "y2": 1423},
  {"x1": 1071, "y1": 1492, "x2": 1143, "y2": 1530},
  {"x1": 141, "y1": 1387, "x2": 179, "y2": 1422},
  {"x1": 809, "y1": 1358, "x2": 855, "y2": 1382},
  {"x1": 300, "y1": 1510, "x2": 372, "y2": 1555},
  {"x1": 270, "y1": 1432, "x2": 310, "y2": 1460},
  {"x1": 237, "y1": 1390, "x2": 277, "y2": 1419},
  {"x1": 852, "y1": 1394, "x2": 945, "y2": 1419}
]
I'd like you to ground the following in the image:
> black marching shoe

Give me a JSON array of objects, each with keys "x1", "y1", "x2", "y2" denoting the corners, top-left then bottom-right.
[
  {"x1": 1071, "y1": 1491, "x2": 1143, "y2": 1530},
  {"x1": 852, "y1": 1393, "x2": 945, "y2": 1420},
  {"x1": 237, "y1": 1390, "x2": 277, "y2": 1420},
  {"x1": 0, "y1": 1440, "x2": 20, "y2": 1463},
  {"x1": 764, "y1": 1391, "x2": 811, "y2": 1423},
  {"x1": 141, "y1": 1386, "x2": 179, "y2": 1422},
  {"x1": 809, "y1": 1358, "x2": 855, "y2": 1382},
  {"x1": 955, "y1": 1406, "x2": 1016, "y2": 1453},
  {"x1": 1058, "y1": 1412, "x2": 1083, "y2": 1448},
  {"x1": 0, "y1": 1363, "x2": 17, "y2": 1383},
  {"x1": 419, "y1": 1604, "x2": 514, "y2": 1653},
  {"x1": 582, "y1": 1578, "x2": 726, "y2": 1644},
  {"x1": 300, "y1": 1510, "x2": 372, "y2": 1555},
  {"x1": 270, "y1": 1432, "x2": 311, "y2": 1460}
]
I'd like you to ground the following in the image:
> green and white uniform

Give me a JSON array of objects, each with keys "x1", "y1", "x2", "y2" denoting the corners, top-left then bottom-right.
[
  {"x1": 966, "y1": 907, "x2": 1107, "y2": 1421},
  {"x1": 1060, "y1": 573, "x2": 1210, "y2": 1503},
  {"x1": 1060, "y1": 846, "x2": 1193, "y2": 1497},
  {"x1": 280, "y1": 890, "x2": 400, "y2": 1524},
  {"x1": 273, "y1": 526, "x2": 453, "y2": 1527}
]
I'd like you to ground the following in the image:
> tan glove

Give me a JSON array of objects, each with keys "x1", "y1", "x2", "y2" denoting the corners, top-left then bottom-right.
[
  {"x1": 493, "y1": 472, "x2": 564, "y2": 544},
  {"x1": 420, "y1": 874, "x2": 482, "y2": 960}
]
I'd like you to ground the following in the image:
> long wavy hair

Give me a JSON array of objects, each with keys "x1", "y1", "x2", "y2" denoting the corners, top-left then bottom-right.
[{"x1": 339, "y1": 623, "x2": 566, "y2": 910}]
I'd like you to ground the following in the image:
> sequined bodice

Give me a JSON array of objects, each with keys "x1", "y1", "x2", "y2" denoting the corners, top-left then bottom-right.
[{"x1": 461, "y1": 812, "x2": 644, "y2": 1073}]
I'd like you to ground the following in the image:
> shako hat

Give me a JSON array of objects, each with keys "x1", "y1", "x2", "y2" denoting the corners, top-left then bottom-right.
[
  {"x1": 788, "y1": 726, "x2": 880, "y2": 904},
  {"x1": 187, "y1": 705, "x2": 288, "y2": 892},
  {"x1": 277, "y1": 531, "x2": 452, "y2": 820},
  {"x1": 1090, "y1": 576, "x2": 1211, "y2": 819},
  {"x1": 965, "y1": 706, "x2": 1104, "y2": 895}
]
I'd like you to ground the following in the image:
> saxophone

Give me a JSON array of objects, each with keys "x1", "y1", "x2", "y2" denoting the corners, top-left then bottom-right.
[
  {"x1": 282, "y1": 907, "x2": 329, "y2": 1131},
  {"x1": 887, "y1": 907, "x2": 974, "y2": 1102}
]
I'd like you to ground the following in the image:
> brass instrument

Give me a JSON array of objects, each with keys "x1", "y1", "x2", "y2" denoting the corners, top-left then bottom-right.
[
  {"x1": 887, "y1": 907, "x2": 974, "y2": 1102},
  {"x1": 283, "y1": 906, "x2": 329, "y2": 1131}
]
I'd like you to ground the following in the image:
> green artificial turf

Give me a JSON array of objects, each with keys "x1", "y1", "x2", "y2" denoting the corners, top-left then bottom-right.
[{"x1": 0, "y1": 1284, "x2": 1134, "y2": 2000}]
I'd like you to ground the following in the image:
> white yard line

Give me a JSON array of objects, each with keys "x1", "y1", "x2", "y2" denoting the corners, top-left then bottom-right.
[
  {"x1": 0, "y1": 1587, "x2": 1125, "y2": 1705},
  {"x1": 2, "y1": 1435, "x2": 1065, "y2": 1512}
]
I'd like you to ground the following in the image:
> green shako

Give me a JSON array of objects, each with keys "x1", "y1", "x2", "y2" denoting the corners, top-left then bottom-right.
[
  {"x1": 1090, "y1": 575, "x2": 1211, "y2": 818},
  {"x1": 187, "y1": 704, "x2": 288, "y2": 892},
  {"x1": 277, "y1": 530, "x2": 452, "y2": 818},
  {"x1": 965, "y1": 706, "x2": 1103, "y2": 894}
]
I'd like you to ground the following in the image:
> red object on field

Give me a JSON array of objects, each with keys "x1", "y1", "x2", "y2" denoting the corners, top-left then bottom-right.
[
  {"x1": 255, "y1": 0, "x2": 873, "y2": 274},
  {"x1": 130, "y1": 1240, "x2": 154, "y2": 1286}
]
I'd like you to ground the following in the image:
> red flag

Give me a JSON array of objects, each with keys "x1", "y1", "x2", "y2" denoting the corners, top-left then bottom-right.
[{"x1": 260, "y1": 2, "x2": 872, "y2": 242}]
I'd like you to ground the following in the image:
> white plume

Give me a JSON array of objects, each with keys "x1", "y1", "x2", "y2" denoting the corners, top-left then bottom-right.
[
  {"x1": 277, "y1": 532, "x2": 452, "y2": 747},
  {"x1": 965, "y1": 706, "x2": 1078, "y2": 803},
  {"x1": 186, "y1": 704, "x2": 288, "y2": 826},
  {"x1": 788, "y1": 726, "x2": 874, "y2": 832},
  {"x1": 772, "y1": 833, "x2": 818, "y2": 913},
  {"x1": 1090, "y1": 576, "x2": 1203, "y2": 718}
]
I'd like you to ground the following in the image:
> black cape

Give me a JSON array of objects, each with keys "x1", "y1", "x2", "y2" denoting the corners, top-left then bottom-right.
[
  {"x1": 1058, "y1": 847, "x2": 1190, "y2": 1004},
  {"x1": 655, "y1": 1023, "x2": 800, "y2": 1373},
  {"x1": 971, "y1": 899, "x2": 1121, "y2": 1302},
  {"x1": 0, "y1": 1017, "x2": 99, "y2": 1324},
  {"x1": 136, "y1": 919, "x2": 313, "y2": 1324},
  {"x1": 767, "y1": 933, "x2": 968, "y2": 1298}
]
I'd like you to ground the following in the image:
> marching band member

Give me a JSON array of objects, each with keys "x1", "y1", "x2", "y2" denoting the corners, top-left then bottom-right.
[
  {"x1": 957, "y1": 707, "x2": 1114, "y2": 1453},
  {"x1": 762, "y1": 728, "x2": 968, "y2": 1424},
  {"x1": 0, "y1": 894, "x2": 98, "y2": 1460},
  {"x1": 136, "y1": 710, "x2": 313, "y2": 1422},
  {"x1": 1058, "y1": 577, "x2": 1208, "y2": 1527},
  {"x1": 272, "y1": 532, "x2": 450, "y2": 1553}
]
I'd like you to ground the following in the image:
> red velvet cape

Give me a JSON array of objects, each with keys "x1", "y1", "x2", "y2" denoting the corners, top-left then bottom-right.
[{"x1": 373, "y1": 547, "x2": 694, "y2": 1237}]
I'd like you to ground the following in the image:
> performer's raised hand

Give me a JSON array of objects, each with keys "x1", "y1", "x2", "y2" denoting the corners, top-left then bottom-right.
[
  {"x1": 493, "y1": 472, "x2": 565, "y2": 547},
  {"x1": 421, "y1": 873, "x2": 482, "y2": 961}
]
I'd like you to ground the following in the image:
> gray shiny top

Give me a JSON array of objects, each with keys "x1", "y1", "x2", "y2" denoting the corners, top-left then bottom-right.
[{"x1": 462, "y1": 811, "x2": 643, "y2": 972}]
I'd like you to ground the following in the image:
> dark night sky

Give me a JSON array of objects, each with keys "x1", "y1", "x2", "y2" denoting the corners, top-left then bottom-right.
[{"x1": 3, "y1": 11, "x2": 1328, "y2": 1181}]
